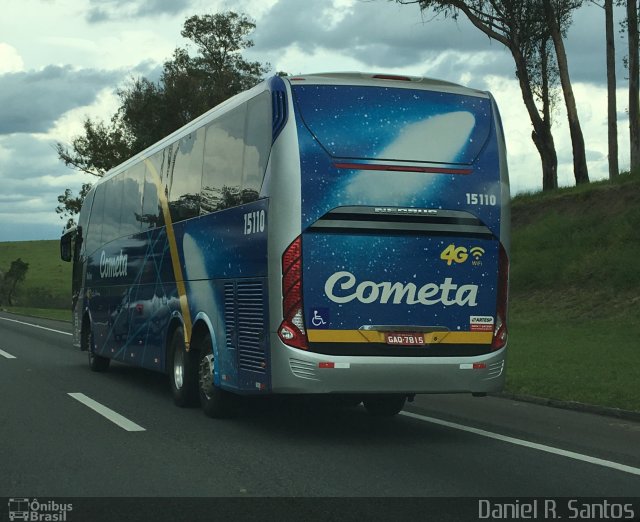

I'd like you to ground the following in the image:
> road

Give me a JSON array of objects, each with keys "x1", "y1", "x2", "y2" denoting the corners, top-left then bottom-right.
[{"x1": 1, "y1": 311, "x2": 639, "y2": 520}]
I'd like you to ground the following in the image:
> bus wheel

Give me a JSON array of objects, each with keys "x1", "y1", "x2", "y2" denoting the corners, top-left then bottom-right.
[
  {"x1": 363, "y1": 395, "x2": 406, "y2": 417},
  {"x1": 169, "y1": 326, "x2": 198, "y2": 407},
  {"x1": 198, "y1": 333, "x2": 234, "y2": 418},
  {"x1": 85, "y1": 328, "x2": 110, "y2": 372}
]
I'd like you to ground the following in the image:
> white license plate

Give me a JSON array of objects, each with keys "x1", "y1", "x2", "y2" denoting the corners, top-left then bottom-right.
[{"x1": 385, "y1": 333, "x2": 426, "y2": 346}]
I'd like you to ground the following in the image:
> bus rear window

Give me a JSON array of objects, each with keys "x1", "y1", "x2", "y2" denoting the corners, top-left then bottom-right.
[{"x1": 291, "y1": 85, "x2": 492, "y2": 165}]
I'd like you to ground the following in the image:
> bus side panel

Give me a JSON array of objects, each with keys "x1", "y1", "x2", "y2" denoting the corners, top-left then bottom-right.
[
  {"x1": 178, "y1": 199, "x2": 270, "y2": 394},
  {"x1": 86, "y1": 229, "x2": 177, "y2": 371}
]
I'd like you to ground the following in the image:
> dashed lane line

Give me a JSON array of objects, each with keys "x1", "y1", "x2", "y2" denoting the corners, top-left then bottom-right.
[{"x1": 68, "y1": 393, "x2": 146, "y2": 432}]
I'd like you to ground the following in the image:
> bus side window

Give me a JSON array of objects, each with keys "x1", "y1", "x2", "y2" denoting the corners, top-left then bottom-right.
[
  {"x1": 242, "y1": 92, "x2": 272, "y2": 202},
  {"x1": 120, "y1": 164, "x2": 144, "y2": 236},
  {"x1": 102, "y1": 176, "x2": 124, "y2": 245},
  {"x1": 168, "y1": 128, "x2": 205, "y2": 222},
  {"x1": 86, "y1": 183, "x2": 106, "y2": 256},
  {"x1": 142, "y1": 154, "x2": 165, "y2": 230},
  {"x1": 77, "y1": 188, "x2": 94, "y2": 258},
  {"x1": 201, "y1": 104, "x2": 247, "y2": 214}
]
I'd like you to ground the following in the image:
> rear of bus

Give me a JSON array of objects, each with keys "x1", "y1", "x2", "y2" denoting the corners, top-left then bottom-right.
[{"x1": 268, "y1": 73, "x2": 509, "y2": 400}]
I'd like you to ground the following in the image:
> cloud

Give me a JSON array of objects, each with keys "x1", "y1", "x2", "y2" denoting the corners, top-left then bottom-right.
[
  {"x1": 85, "y1": 0, "x2": 196, "y2": 22},
  {"x1": 0, "y1": 65, "x2": 123, "y2": 135},
  {"x1": 0, "y1": 134, "x2": 90, "y2": 240},
  {"x1": 0, "y1": 43, "x2": 24, "y2": 73},
  {"x1": 255, "y1": 0, "x2": 493, "y2": 70}
]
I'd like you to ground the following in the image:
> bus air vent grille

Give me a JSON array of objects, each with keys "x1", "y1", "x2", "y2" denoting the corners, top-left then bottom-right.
[
  {"x1": 236, "y1": 281, "x2": 267, "y2": 374},
  {"x1": 223, "y1": 282, "x2": 236, "y2": 351},
  {"x1": 487, "y1": 359, "x2": 505, "y2": 379},
  {"x1": 289, "y1": 358, "x2": 318, "y2": 380}
]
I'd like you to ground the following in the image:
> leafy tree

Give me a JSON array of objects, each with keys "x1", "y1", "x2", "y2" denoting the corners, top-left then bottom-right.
[
  {"x1": 56, "y1": 182, "x2": 93, "y2": 231},
  {"x1": 56, "y1": 11, "x2": 269, "y2": 225},
  {"x1": 0, "y1": 258, "x2": 29, "y2": 306}
]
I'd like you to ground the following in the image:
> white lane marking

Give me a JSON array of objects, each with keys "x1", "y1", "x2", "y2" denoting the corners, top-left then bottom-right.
[
  {"x1": 0, "y1": 316, "x2": 72, "y2": 336},
  {"x1": 400, "y1": 410, "x2": 640, "y2": 477},
  {"x1": 68, "y1": 393, "x2": 146, "y2": 432},
  {"x1": 0, "y1": 348, "x2": 16, "y2": 359}
]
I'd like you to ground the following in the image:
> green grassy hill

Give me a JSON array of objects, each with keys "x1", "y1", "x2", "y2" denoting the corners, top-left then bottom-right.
[
  {"x1": 507, "y1": 171, "x2": 640, "y2": 411},
  {"x1": 1, "y1": 172, "x2": 638, "y2": 410},
  {"x1": 0, "y1": 240, "x2": 70, "y2": 311}
]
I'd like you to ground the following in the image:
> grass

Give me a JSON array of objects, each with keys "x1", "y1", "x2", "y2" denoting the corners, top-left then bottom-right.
[
  {"x1": 2, "y1": 306, "x2": 71, "y2": 323},
  {"x1": 0, "y1": 239, "x2": 70, "y2": 309},
  {"x1": 506, "y1": 170, "x2": 640, "y2": 411}
]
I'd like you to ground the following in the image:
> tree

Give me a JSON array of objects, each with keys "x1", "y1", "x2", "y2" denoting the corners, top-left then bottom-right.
[
  {"x1": 0, "y1": 258, "x2": 29, "y2": 306},
  {"x1": 604, "y1": 0, "x2": 620, "y2": 178},
  {"x1": 397, "y1": 0, "x2": 563, "y2": 190},
  {"x1": 543, "y1": 0, "x2": 590, "y2": 184},
  {"x1": 627, "y1": 0, "x2": 639, "y2": 171},
  {"x1": 56, "y1": 11, "x2": 269, "y2": 224},
  {"x1": 56, "y1": 182, "x2": 93, "y2": 231}
]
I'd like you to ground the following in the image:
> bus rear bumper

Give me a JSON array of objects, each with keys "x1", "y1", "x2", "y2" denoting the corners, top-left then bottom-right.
[{"x1": 270, "y1": 344, "x2": 506, "y2": 395}]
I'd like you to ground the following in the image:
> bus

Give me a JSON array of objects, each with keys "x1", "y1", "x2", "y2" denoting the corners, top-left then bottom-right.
[{"x1": 60, "y1": 72, "x2": 510, "y2": 418}]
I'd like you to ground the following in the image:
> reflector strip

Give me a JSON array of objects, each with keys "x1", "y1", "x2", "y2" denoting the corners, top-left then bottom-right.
[
  {"x1": 307, "y1": 330, "x2": 492, "y2": 344},
  {"x1": 334, "y1": 163, "x2": 473, "y2": 175}
]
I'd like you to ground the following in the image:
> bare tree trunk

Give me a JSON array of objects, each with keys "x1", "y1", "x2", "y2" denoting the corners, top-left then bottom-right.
[
  {"x1": 544, "y1": 0, "x2": 590, "y2": 184},
  {"x1": 628, "y1": 0, "x2": 640, "y2": 171},
  {"x1": 606, "y1": 0, "x2": 619, "y2": 178},
  {"x1": 514, "y1": 47, "x2": 559, "y2": 190}
]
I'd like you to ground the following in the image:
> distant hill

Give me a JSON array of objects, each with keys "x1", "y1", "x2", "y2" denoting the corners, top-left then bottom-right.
[{"x1": 0, "y1": 239, "x2": 70, "y2": 309}]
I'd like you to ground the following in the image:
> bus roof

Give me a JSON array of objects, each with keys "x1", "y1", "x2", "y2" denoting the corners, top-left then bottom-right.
[{"x1": 285, "y1": 72, "x2": 489, "y2": 98}]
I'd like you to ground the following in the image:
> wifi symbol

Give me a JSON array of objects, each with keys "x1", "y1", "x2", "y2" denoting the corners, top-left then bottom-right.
[{"x1": 470, "y1": 247, "x2": 485, "y2": 259}]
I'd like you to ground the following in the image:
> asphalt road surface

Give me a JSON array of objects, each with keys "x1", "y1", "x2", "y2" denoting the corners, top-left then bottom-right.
[{"x1": 1, "y1": 311, "x2": 639, "y2": 520}]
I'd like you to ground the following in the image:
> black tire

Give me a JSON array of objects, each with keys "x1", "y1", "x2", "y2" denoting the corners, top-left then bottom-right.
[
  {"x1": 85, "y1": 326, "x2": 110, "y2": 372},
  {"x1": 198, "y1": 332, "x2": 235, "y2": 418},
  {"x1": 169, "y1": 326, "x2": 198, "y2": 407},
  {"x1": 363, "y1": 395, "x2": 406, "y2": 417}
]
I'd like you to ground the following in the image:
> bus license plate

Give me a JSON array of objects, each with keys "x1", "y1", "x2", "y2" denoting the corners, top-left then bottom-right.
[{"x1": 385, "y1": 333, "x2": 426, "y2": 346}]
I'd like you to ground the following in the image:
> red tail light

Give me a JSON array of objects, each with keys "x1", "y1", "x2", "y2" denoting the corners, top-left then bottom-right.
[
  {"x1": 278, "y1": 236, "x2": 308, "y2": 350},
  {"x1": 491, "y1": 244, "x2": 509, "y2": 351}
]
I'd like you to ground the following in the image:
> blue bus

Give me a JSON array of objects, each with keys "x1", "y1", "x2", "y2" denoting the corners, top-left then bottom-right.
[{"x1": 61, "y1": 72, "x2": 510, "y2": 417}]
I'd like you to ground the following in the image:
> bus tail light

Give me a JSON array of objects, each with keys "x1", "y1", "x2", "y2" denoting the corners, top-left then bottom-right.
[
  {"x1": 279, "y1": 236, "x2": 308, "y2": 350},
  {"x1": 491, "y1": 244, "x2": 509, "y2": 351}
]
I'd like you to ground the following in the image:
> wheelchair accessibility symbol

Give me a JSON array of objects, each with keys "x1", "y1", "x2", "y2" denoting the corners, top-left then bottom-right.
[{"x1": 310, "y1": 308, "x2": 329, "y2": 328}]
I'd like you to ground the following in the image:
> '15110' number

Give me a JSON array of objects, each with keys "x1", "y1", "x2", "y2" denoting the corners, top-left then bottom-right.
[
  {"x1": 466, "y1": 193, "x2": 497, "y2": 206},
  {"x1": 244, "y1": 210, "x2": 266, "y2": 235}
]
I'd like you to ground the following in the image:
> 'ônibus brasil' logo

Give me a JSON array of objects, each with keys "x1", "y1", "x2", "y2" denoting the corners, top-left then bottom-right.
[
  {"x1": 100, "y1": 250, "x2": 128, "y2": 278},
  {"x1": 324, "y1": 271, "x2": 478, "y2": 306}
]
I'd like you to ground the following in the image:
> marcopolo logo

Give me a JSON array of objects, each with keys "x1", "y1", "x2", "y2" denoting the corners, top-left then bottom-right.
[
  {"x1": 324, "y1": 271, "x2": 478, "y2": 307},
  {"x1": 99, "y1": 250, "x2": 128, "y2": 279},
  {"x1": 7, "y1": 498, "x2": 72, "y2": 521}
]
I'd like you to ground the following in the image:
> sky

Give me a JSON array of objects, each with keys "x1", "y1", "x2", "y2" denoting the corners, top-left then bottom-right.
[{"x1": 0, "y1": 0, "x2": 634, "y2": 242}]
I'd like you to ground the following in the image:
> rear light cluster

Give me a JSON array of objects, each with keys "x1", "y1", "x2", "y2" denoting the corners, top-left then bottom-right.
[
  {"x1": 491, "y1": 244, "x2": 509, "y2": 351},
  {"x1": 278, "y1": 236, "x2": 309, "y2": 350}
]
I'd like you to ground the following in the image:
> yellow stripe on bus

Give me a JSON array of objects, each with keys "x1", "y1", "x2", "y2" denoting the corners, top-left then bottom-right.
[
  {"x1": 144, "y1": 158, "x2": 193, "y2": 348},
  {"x1": 306, "y1": 330, "x2": 493, "y2": 344}
]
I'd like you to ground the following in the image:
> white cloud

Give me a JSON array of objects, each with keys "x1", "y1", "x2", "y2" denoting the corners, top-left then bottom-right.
[{"x1": 0, "y1": 43, "x2": 24, "y2": 73}]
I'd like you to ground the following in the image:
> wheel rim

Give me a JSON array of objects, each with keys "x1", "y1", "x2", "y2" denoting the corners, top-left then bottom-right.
[
  {"x1": 199, "y1": 353, "x2": 214, "y2": 400},
  {"x1": 173, "y1": 347, "x2": 184, "y2": 389}
]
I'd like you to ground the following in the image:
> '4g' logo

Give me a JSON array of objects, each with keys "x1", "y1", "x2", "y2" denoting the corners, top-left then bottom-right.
[{"x1": 440, "y1": 244, "x2": 469, "y2": 266}]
